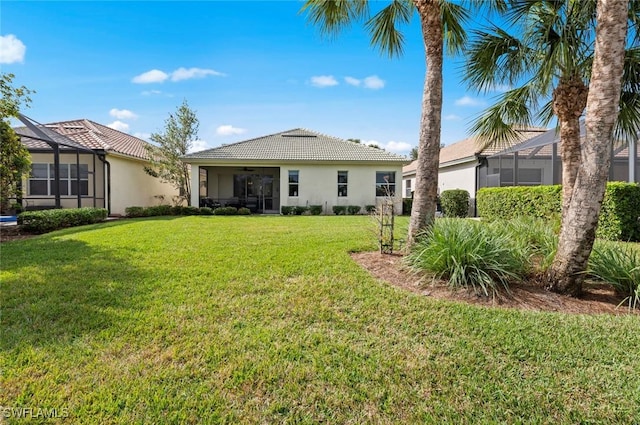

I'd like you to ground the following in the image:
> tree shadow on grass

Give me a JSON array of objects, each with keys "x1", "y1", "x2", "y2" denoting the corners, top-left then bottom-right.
[{"x1": 1, "y1": 235, "x2": 155, "y2": 350}]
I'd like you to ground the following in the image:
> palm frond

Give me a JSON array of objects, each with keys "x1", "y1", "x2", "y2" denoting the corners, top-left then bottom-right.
[
  {"x1": 615, "y1": 47, "x2": 640, "y2": 141},
  {"x1": 440, "y1": 0, "x2": 469, "y2": 55},
  {"x1": 300, "y1": 0, "x2": 370, "y2": 39},
  {"x1": 464, "y1": 25, "x2": 529, "y2": 92},
  {"x1": 365, "y1": 0, "x2": 413, "y2": 58},
  {"x1": 469, "y1": 85, "x2": 538, "y2": 150}
]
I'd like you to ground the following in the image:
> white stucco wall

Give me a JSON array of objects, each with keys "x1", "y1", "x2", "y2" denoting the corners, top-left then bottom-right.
[
  {"x1": 438, "y1": 161, "x2": 478, "y2": 196},
  {"x1": 279, "y1": 163, "x2": 403, "y2": 214},
  {"x1": 108, "y1": 154, "x2": 179, "y2": 215}
]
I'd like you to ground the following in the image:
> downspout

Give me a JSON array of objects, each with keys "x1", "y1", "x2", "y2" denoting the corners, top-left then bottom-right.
[
  {"x1": 96, "y1": 154, "x2": 111, "y2": 215},
  {"x1": 76, "y1": 148, "x2": 82, "y2": 208},
  {"x1": 52, "y1": 143, "x2": 61, "y2": 208}
]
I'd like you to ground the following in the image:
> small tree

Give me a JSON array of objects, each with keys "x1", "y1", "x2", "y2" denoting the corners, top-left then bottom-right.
[
  {"x1": 1, "y1": 73, "x2": 34, "y2": 213},
  {"x1": 144, "y1": 100, "x2": 199, "y2": 206}
]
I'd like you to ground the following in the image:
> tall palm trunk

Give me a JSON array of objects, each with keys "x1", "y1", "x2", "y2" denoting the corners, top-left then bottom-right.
[
  {"x1": 408, "y1": 0, "x2": 443, "y2": 246},
  {"x1": 547, "y1": 0, "x2": 629, "y2": 295},
  {"x1": 552, "y1": 76, "x2": 589, "y2": 216}
]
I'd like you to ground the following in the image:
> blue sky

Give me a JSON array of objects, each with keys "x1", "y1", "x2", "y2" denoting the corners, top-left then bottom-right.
[{"x1": 1, "y1": 1, "x2": 503, "y2": 155}]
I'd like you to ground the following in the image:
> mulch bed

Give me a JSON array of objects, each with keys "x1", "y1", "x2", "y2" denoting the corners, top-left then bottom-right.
[{"x1": 351, "y1": 251, "x2": 638, "y2": 316}]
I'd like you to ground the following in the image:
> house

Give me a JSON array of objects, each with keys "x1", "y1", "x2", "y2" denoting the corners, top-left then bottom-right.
[
  {"x1": 13, "y1": 116, "x2": 179, "y2": 215},
  {"x1": 403, "y1": 125, "x2": 639, "y2": 216},
  {"x1": 182, "y1": 128, "x2": 408, "y2": 214}
]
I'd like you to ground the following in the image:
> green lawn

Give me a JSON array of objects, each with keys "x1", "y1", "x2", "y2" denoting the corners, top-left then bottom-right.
[{"x1": 1, "y1": 216, "x2": 639, "y2": 424}]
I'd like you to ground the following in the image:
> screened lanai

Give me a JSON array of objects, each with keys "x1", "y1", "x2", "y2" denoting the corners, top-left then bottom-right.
[{"x1": 479, "y1": 124, "x2": 639, "y2": 188}]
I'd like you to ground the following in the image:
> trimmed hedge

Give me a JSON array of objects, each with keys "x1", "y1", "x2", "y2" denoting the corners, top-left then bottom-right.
[
  {"x1": 477, "y1": 186, "x2": 562, "y2": 221},
  {"x1": 332, "y1": 205, "x2": 347, "y2": 215},
  {"x1": 598, "y1": 182, "x2": 640, "y2": 241},
  {"x1": 477, "y1": 183, "x2": 640, "y2": 241},
  {"x1": 309, "y1": 205, "x2": 323, "y2": 215},
  {"x1": 365, "y1": 205, "x2": 376, "y2": 213},
  {"x1": 402, "y1": 198, "x2": 413, "y2": 215},
  {"x1": 18, "y1": 207, "x2": 108, "y2": 234},
  {"x1": 347, "y1": 205, "x2": 361, "y2": 215},
  {"x1": 440, "y1": 189, "x2": 470, "y2": 218},
  {"x1": 125, "y1": 205, "x2": 251, "y2": 217}
]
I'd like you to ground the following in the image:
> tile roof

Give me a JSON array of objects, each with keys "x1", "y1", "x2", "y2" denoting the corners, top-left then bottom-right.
[
  {"x1": 403, "y1": 128, "x2": 548, "y2": 174},
  {"x1": 183, "y1": 128, "x2": 409, "y2": 163},
  {"x1": 14, "y1": 119, "x2": 151, "y2": 160}
]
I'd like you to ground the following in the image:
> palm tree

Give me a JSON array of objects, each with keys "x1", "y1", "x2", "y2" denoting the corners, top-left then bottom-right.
[
  {"x1": 463, "y1": 0, "x2": 640, "y2": 294},
  {"x1": 301, "y1": 0, "x2": 468, "y2": 245},
  {"x1": 549, "y1": 0, "x2": 630, "y2": 294}
]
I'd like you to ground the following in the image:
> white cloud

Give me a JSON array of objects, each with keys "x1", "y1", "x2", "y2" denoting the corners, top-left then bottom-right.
[
  {"x1": 454, "y1": 96, "x2": 486, "y2": 107},
  {"x1": 109, "y1": 108, "x2": 138, "y2": 120},
  {"x1": 382, "y1": 141, "x2": 412, "y2": 153},
  {"x1": 141, "y1": 89, "x2": 162, "y2": 96},
  {"x1": 132, "y1": 69, "x2": 169, "y2": 84},
  {"x1": 310, "y1": 75, "x2": 338, "y2": 88},
  {"x1": 171, "y1": 67, "x2": 225, "y2": 81},
  {"x1": 133, "y1": 67, "x2": 225, "y2": 84},
  {"x1": 344, "y1": 76, "x2": 361, "y2": 87},
  {"x1": 363, "y1": 75, "x2": 385, "y2": 90},
  {"x1": 189, "y1": 139, "x2": 211, "y2": 153},
  {"x1": 343, "y1": 75, "x2": 385, "y2": 89},
  {"x1": 133, "y1": 132, "x2": 151, "y2": 140},
  {"x1": 216, "y1": 125, "x2": 247, "y2": 136},
  {"x1": 443, "y1": 114, "x2": 462, "y2": 121},
  {"x1": 107, "y1": 121, "x2": 130, "y2": 132},
  {"x1": 0, "y1": 34, "x2": 26, "y2": 64}
]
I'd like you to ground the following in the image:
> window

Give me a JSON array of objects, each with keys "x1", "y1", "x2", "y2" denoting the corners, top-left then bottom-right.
[
  {"x1": 405, "y1": 179, "x2": 412, "y2": 198},
  {"x1": 337, "y1": 171, "x2": 348, "y2": 197},
  {"x1": 28, "y1": 163, "x2": 89, "y2": 196},
  {"x1": 492, "y1": 168, "x2": 543, "y2": 186},
  {"x1": 376, "y1": 171, "x2": 396, "y2": 196},
  {"x1": 288, "y1": 170, "x2": 299, "y2": 197}
]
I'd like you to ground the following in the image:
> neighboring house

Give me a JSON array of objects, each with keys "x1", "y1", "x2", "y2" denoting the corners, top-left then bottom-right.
[
  {"x1": 403, "y1": 125, "x2": 639, "y2": 216},
  {"x1": 14, "y1": 116, "x2": 178, "y2": 215},
  {"x1": 182, "y1": 128, "x2": 408, "y2": 214}
]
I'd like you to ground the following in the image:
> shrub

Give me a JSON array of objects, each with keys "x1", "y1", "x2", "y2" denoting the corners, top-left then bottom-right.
[
  {"x1": 281, "y1": 206, "x2": 294, "y2": 215},
  {"x1": 365, "y1": 205, "x2": 376, "y2": 213},
  {"x1": 347, "y1": 205, "x2": 361, "y2": 215},
  {"x1": 125, "y1": 206, "x2": 147, "y2": 218},
  {"x1": 145, "y1": 205, "x2": 172, "y2": 217},
  {"x1": 333, "y1": 205, "x2": 347, "y2": 215},
  {"x1": 18, "y1": 208, "x2": 108, "y2": 234},
  {"x1": 181, "y1": 206, "x2": 200, "y2": 216},
  {"x1": 171, "y1": 205, "x2": 189, "y2": 215},
  {"x1": 309, "y1": 205, "x2": 323, "y2": 215},
  {"x1": 213, "y1": 206, "x2": 238, "y2": 216},
  {"x1": 493, "y1": 217, "x2": 558, "y2": 271},
  {"x1": 237, "y1": 207, "x2": 251, "y2": 215},
  {"x1": 477, "y1": 183, "x2": 640, "y2": 241},
  {"x1": 293, "y1": 206, "x2": 308, "y2": 215},
  {"x1": 402, "y1": 198, "x2": 413, "y2": 215},
  {"x1": 477, "y1": 186, "x2": 562, "y2": 221},
  {"x1": 199, "y1": 207, "x2": 214, "y2": 215},
  {"x1": 440, "y1": 189, "x2": 470, "y2": 218},
  {"x1": 588, "y1": 242, "x2": 640, "y2": 309},
  {"x1": 406, "y1": 218, "x2": 528, "y2": 296},
  {"x1": 597, "y1": 182, "x2": 640, "y2": 241}
]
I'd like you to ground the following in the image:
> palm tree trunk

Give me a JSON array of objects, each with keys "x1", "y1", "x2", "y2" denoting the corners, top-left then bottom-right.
[
  {"x1": 408, "y1": 0, "x2": 443, "y2": 246},
  {"x1": 547, "y1": 0, "x2": 629, "y2": 295},
  {"x1": 552, "y1": 77, "x2": 588, "y2": 216}
]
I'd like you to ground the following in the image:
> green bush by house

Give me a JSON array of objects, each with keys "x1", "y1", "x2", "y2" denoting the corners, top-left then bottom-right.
[
  {"x1": 477, "y1": 183, "x2": 640, "y2": 241},
  {"x1": 18, "y1": 207, "x2": 108, "y2": 233},
  {"x1": 332, "y1": 205, "x2": 347, "y2": 215},
  {"x1": 402, "y1": 198, "x2": 412, "y2": 215},
  {"x1": 440, "y1": 189, "x2": 470, "y2": 218},
  {"x1": 309, "y1": 205, "x2": 323, "y2": 215}
]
